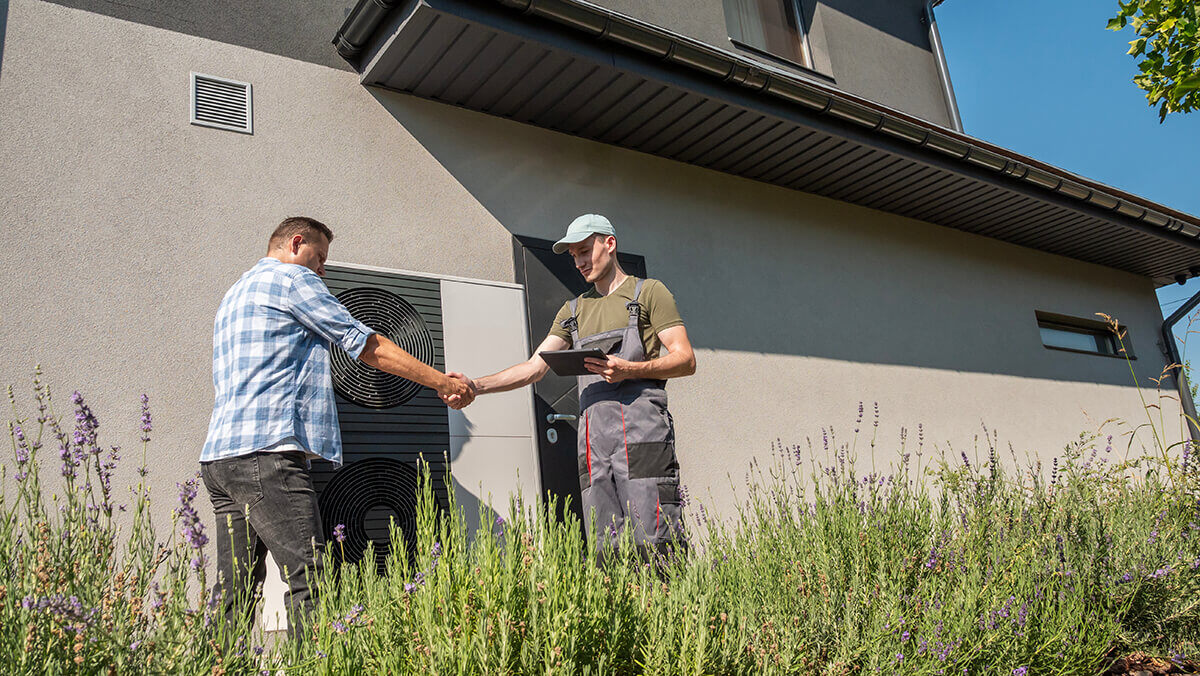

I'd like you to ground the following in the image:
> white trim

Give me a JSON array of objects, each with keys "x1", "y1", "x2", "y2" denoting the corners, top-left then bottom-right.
[
  {"x1": 189, "y1": 72, "x2": 253, "y2": 135},
  {"x1": 326, "y1": 260, "x2": 524, "y2": 290}
]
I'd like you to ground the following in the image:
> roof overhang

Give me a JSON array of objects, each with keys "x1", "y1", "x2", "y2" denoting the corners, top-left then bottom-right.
[{"x1": 336, "y1": 0, "x2": 1200, "y2": 285}]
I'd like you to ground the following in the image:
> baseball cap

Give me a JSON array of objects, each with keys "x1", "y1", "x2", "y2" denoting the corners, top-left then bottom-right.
[{"x1": 552, "y1": 214, "x2": 617, "y2": 254}]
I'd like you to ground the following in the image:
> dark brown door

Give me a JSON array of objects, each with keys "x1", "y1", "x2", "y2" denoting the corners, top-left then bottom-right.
[{"x1": 512, "y1": 235, "x2": 647, "y2": 524}]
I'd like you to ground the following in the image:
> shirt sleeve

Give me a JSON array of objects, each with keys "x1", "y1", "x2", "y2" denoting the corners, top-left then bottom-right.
[
  {"x1": 286, "y1": 269, "x2": 377, "y2": 359},
  {"x1": 645, "y1": 279, "x2": 684, "y2": 335},
  {"x1": 547, "y1": 301, "x2": 573, "y2": 347}
]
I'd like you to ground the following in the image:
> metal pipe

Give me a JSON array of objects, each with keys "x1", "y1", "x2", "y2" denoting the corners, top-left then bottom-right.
[
  {"x1": 1161, "y1": 285, "x2": 1200, "y2": 440},
  {"x1": 924, "y1": 1, "x2": 963, "y2": 132},
  {"x1": 333, "y1": 0, "x2": 401, "y2": 60}
]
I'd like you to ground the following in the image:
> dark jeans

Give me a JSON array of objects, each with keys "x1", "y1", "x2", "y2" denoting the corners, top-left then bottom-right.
[{"x1": 200, "y1": 451, "x2": 324, "y2": 638}]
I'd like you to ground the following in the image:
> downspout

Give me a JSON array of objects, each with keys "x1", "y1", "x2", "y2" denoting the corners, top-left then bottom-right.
[
  {"x1": 1161, "y1": 282, "x2": 1200, "y2": 440},
  {"x1": 333, "y1": 0, "x2": 401, "y2": 61},
  {"x1": 924, "y1": 1, "x2": 963, "y2": 133}
]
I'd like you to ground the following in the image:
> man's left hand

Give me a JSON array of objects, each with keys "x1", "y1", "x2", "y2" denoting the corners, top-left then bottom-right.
[{"x1": 584, "y1": 356, "x2": 638, "y2": 383}]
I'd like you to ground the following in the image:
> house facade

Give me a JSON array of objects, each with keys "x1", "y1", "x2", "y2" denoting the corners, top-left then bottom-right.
[{"x1": 2, "y1": 0, "x2": 1198, "y2": 623}]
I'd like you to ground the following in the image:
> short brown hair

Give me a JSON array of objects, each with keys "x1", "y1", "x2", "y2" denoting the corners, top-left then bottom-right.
[{"x1": 268, "y1": 216, "x2": 333, "y2": 251}]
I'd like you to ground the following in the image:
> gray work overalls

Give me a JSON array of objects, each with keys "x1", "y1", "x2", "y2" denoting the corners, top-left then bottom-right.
[{"x1": 562, "y1": 278, "x2": 685, "y2": 557}]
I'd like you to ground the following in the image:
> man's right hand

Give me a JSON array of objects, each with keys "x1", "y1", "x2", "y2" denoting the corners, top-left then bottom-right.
[{"x1": 440, "y1": 372, "x2": 476, "y2": 409}]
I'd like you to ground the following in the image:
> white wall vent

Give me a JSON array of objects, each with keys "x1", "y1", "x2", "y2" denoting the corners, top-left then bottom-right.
[{"x1": 189, "y1": 72, "x2": 253, "y2": 134}]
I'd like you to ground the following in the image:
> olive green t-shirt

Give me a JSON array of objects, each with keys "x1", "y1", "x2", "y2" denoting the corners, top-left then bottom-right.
[{"x1": 548, "y1": 277, "x2": 684, "y2": 360}]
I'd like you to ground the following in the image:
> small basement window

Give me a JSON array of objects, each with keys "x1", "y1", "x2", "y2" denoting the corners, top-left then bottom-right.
[{"x1": 1035, "y1": 311, "x2": 1132, "y2": 359}]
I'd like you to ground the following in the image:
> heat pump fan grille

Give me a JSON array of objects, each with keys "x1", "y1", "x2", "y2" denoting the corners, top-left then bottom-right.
[
  {"x1": 331, "y1": 287, "x2": 435, "y2": 409},
  {"x1": 318, "y1": 457, "x2": 424, "y2": 571}
]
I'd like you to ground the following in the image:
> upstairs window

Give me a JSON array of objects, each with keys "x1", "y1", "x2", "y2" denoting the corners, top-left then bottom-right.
[
  {"x1": 1036, "y1": 312, "x2": 1131, "y2": 359},
  {"x1": 723, "y1": 0, "x2": 808, "y2": 67}
]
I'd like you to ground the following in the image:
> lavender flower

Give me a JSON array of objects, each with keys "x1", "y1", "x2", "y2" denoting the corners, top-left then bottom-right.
[
  {"x1": 332, "y1": 523, "x2": 346, "y2": 544},
  {"x1": 1013, "y1": 668, "x2": 1028, "y2": 676},
  {"x1": 176, "y1": 479, "x2": 208, "y2": 568},
  {"x1": 139, "y1": 394, "x2": 152, "y2": 443}
]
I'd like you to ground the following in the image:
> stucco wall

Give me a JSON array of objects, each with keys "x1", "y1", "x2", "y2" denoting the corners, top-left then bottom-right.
[
  {"x1": 0, "y1": 0, "x2": 516, "y2": 525},
  {"x1": 593, "y1": 0, "x2": 954, "y2": 126},
  {"x1": 1, "y1": 0, "x2": 1179, "y2": 531}
]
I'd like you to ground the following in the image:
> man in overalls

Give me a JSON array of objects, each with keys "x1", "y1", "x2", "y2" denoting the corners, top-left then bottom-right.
[{"x1": 456, "y1": 214, "x2": 696, "y2": 559}]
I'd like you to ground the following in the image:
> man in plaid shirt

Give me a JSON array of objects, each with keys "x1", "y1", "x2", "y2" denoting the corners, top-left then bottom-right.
[{"x1": 200, "y1": 216, "x2": 472, "y2": 634}]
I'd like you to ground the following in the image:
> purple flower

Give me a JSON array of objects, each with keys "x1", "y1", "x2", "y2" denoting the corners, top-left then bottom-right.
[
  {"x1": 1150, "y1": 566, "x2": 1171, "y2": 579},
  {"x1": 901, "y1": 630, "x2": 910, "y2": 642},
  {"x1": 332, "y1": 524, "x2": 346, "y2": 544},
  {"x1": 130, "y1": 640, "x2": 142, "y2": 652},
  {"x1": 403, "y1": 582, "x2": 416, "y2": 593},
  {"x1": 176, "y1": 479, "x2": 208, "y2": 568},
  {"x1": 494, "y1": 514, "x2": 506, "y2": 528},
  {"x1": 332, "y1": 620, "x2": 347, "y2": 634},
  {"x1": 1013, "y1": 668, "x2": 1028, "y2": 676},
  {"x1": 140, "y1": 394, "x2": 153, "y2": 443}
]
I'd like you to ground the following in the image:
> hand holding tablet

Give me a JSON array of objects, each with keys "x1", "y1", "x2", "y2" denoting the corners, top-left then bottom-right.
[{"x1": 539, "y1": 348, "x2": 607, "y2": 376}]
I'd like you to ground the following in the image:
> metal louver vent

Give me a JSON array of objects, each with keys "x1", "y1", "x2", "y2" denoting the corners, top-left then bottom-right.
[
  {"x1": 331, "y1": 287, "x2": 436, "y2": 409},
  {"x1": 318, "y1": 457, "x2": 428, "y2": 572},
  {"x1": 190, "y1": 72, "x2": 252, "y2": 134}
]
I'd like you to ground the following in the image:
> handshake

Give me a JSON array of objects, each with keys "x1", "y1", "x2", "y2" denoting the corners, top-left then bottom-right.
[{"x1": 439, "y1": 372, "x2": 478, "y2": 410}]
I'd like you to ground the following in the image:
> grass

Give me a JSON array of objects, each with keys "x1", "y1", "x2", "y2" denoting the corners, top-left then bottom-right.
[{"x1": 2, "y1": 365, "x2": 1199, "y2": 675}]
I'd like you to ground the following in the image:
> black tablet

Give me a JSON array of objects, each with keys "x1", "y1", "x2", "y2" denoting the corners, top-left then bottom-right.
[{"x1": 539, "y1": 348, "x2": 607, "y2": 376}]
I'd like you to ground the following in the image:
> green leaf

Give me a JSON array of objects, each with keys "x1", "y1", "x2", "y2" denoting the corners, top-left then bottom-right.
[
  {"x1": 1129, "y1": 37, "x2": 1148, "y2": 54},
  {"x1": 1177, "y1": 72, "x2": 1200, "y2": 90},
  {"x1": 1107, "y1": 16, "x2": 1127, "y2": 30}
]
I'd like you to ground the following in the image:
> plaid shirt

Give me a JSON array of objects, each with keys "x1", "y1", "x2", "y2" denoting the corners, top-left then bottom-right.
[{"x1": 201, "y1": 258, "x2": 375, "y2": 465}]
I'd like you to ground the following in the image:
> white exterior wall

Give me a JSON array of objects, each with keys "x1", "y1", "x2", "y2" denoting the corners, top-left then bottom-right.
[{"x1": 0, "y1": 0, "x2": 1183, "y2": 556}]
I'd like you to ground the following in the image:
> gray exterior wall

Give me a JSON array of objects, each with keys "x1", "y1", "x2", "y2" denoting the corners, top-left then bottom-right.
[
  {"x1": 592, "y1": 0, "x2": 956, "y2": 126},
  {"x1": 0, "y1": 0, "x2": 1178, "y2": 534},
  {"x1": 36, "y1": 0, "x2": 956, "y2": 126}
]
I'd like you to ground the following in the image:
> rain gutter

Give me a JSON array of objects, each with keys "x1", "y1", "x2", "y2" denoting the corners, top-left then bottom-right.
[{"x1": 333, "y1": 0, "x2": 1200, "y2": 259}]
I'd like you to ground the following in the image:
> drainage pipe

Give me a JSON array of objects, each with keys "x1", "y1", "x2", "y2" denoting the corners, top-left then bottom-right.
[
  {"x1": 924, "y1": 1, "x2": 963, "y2": 133},
  {"x1": 1161, "y1": 285, "x2": 1200, "y2": 440}
]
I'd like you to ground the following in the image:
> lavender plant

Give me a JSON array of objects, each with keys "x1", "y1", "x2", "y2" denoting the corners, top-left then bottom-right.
[{"x1": 1, "y1": 365, "x2": 1198, "y2": 674}]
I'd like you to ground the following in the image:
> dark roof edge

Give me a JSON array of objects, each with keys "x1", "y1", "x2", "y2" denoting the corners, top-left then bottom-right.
[{"x1": 335, "y1": 0, "x2": 1200, "y2": 246}]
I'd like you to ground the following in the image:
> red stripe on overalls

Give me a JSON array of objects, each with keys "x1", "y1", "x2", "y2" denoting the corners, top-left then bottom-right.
[{"x1": 585, "y1": 413, "x2": 592, "y2": 479}]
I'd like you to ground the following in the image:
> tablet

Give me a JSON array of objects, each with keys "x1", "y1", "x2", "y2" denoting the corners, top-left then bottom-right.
[{"x1": 539, "y1": 348, "x2": 607, "y2": 376}]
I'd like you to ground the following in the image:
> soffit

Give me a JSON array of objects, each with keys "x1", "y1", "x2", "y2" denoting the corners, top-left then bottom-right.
[{"x1": 347, "y1": 0, "x2": 1200, "y2": 284}]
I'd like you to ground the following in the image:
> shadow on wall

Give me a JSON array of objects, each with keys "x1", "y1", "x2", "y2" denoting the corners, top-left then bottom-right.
[
  {"x1": 370, "y1": 89, "x2": 1168, "y2": 390},
  {"x1": 813, "y1": 0, "x2": 933, "y2": 50}
]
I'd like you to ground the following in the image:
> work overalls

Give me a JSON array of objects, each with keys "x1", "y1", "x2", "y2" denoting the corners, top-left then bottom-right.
[{"x1": 562, "y1": 278, "x2": 685, "y2": 558}]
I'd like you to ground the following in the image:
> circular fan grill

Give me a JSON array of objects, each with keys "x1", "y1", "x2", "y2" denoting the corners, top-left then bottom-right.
[
  {"x1": 330, "y1": 287, "x2": 435, "y2": 409},
  {"x1": 319, "y1": 458, "x2": 421, "y2": 572}
]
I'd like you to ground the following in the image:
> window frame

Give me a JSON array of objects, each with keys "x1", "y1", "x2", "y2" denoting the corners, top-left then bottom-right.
[
  {"x1": 1034, "y1": 311, "x2": 1135, "y2": 360},
  {"x1": 723, "y1": 0, "x2": 815, "y2": 72}
]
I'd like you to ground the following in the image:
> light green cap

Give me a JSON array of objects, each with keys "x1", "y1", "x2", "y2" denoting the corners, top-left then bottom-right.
[{"x1": 553, "y1": 214, "x2": 617, "y2": 254}]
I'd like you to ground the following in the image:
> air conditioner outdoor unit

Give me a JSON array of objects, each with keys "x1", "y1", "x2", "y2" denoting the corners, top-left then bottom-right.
[{"x1": 260, "y1": 262, "x2": 540, "y2": 630}]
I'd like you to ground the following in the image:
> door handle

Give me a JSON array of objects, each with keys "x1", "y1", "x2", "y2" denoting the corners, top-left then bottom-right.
[{"x1": 546, "y1": 413, "x2": 577, "y2": 423}]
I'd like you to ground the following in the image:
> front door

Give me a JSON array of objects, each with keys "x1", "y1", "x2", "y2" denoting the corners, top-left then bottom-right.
[{"x1": 512, "y1": 235, "x2": 648, "y2": 524}]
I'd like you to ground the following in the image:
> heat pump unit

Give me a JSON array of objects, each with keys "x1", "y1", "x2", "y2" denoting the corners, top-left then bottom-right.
[
  {"x1": 314, "y1": 265, "x2": 451, "y2": 571},
  {"x1": 260, "y1": 262, "x2": 541, "y2": 630}
]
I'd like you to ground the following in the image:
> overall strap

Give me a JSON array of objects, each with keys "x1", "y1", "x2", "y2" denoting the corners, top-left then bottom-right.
[
  {"x1": 562, "y1": 297, "x2": 581, "y2": 344},
  {"x1": 625, "y1": 278, "x2": 644, "y2": 329}
]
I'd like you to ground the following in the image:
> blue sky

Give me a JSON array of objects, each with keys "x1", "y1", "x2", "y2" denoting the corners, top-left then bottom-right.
[{"x1": 935, "y1": 0, "x2": 1200, "y2": 362}]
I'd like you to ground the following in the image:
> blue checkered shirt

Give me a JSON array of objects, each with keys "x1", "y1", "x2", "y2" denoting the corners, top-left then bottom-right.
[{"x1": 201, "y1": 258, "x2": 375, "y2": 465}]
